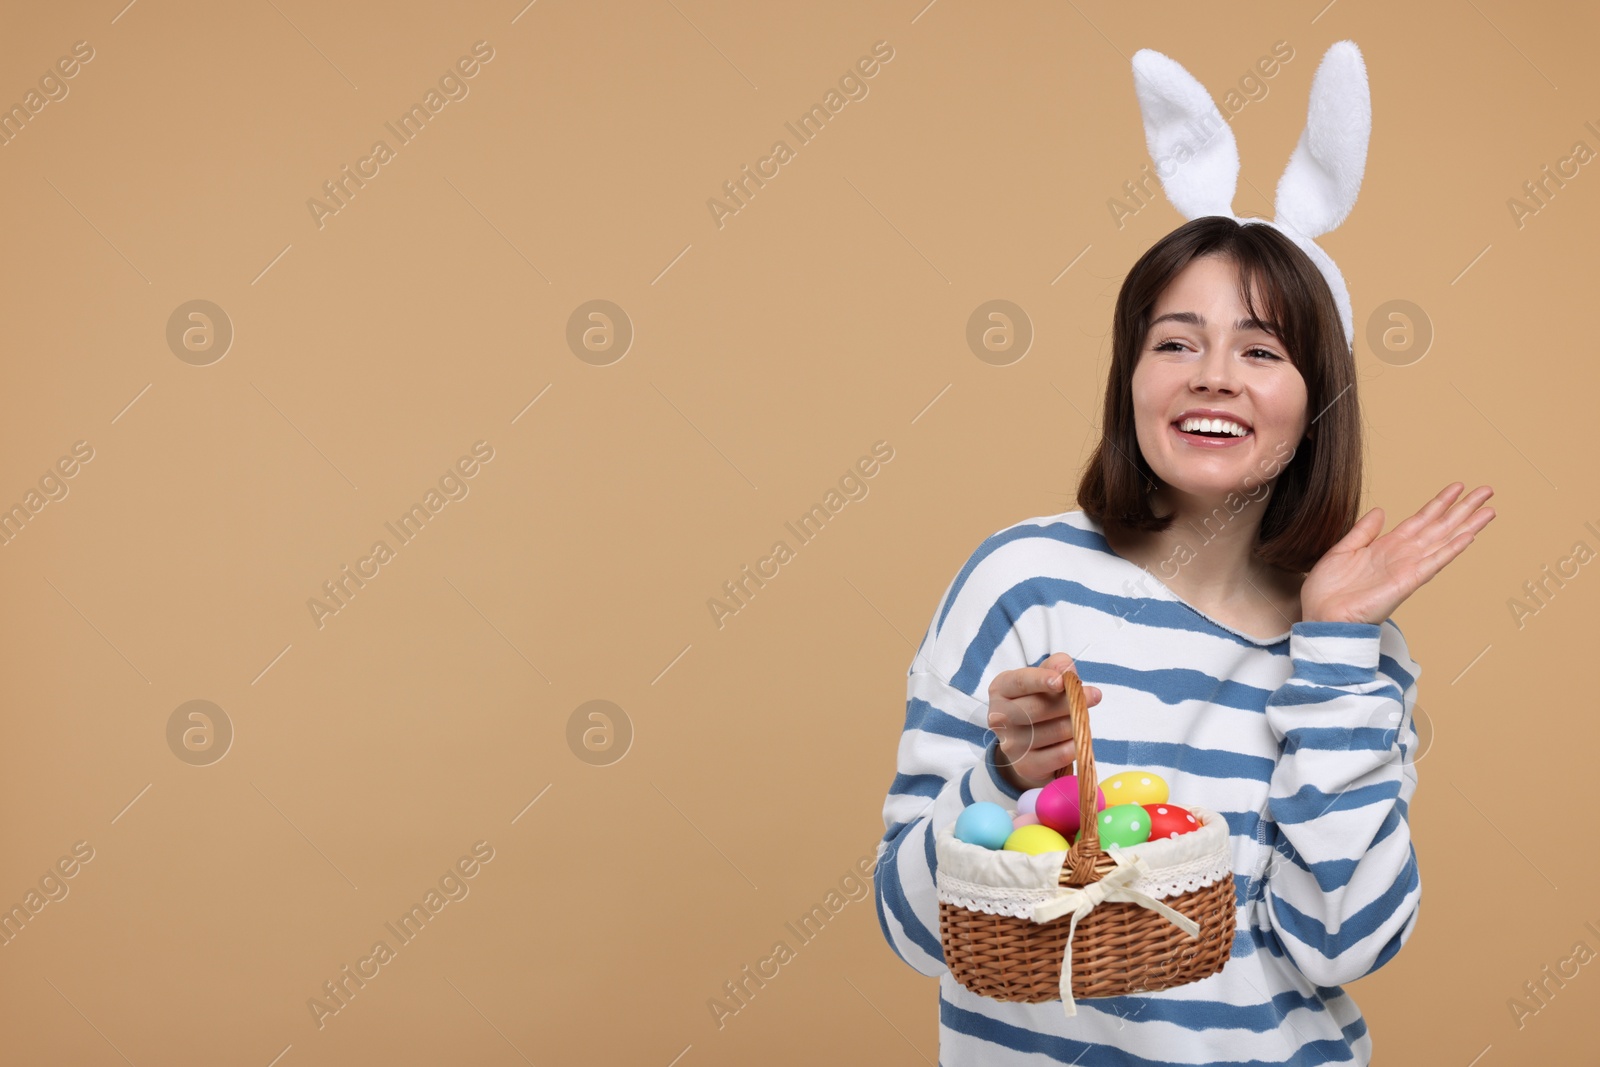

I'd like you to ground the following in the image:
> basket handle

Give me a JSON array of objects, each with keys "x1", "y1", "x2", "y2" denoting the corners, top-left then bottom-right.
[{"x1": 1052, "y1": 670, "x2": 1103, "y2": 881}]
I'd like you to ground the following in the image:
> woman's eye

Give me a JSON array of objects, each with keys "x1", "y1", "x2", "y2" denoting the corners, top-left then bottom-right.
[{"x1": 1151, "y1": 340, "x2": 1282, "y2": 360}]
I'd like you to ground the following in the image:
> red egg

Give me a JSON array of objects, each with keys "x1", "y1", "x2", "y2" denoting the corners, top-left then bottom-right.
[
  {"x1": 1035, "y1": 775, "x2": 1107, "y2": 836},
  {"x1": 1142, "y1": 803, "x2": 1201, "y2": 840}
]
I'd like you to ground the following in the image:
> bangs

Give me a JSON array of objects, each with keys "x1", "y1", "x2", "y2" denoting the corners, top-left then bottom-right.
[
  {"x1": 1207, "y1": 233, "x2": 1315, "y2": 371},
  {"x1": 1078, "y1": 215, "x2": 1363, "y2": 574}
]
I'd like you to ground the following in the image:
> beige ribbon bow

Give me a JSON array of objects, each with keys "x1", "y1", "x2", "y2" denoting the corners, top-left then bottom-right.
[{"x1": 1027, "y1": 851, "x2": 1201, "y2": 1017}]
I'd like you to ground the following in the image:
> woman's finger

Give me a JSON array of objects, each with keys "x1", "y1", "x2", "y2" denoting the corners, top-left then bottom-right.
[
  {"x1": 1446, "y1": 489, "x2": 1491, "y2": 543},
  {"x1": 1040, "y1": 651, "x2": 1078, "y2": 673},
  {"x1": 990, "y1": 690, "x2": 1053, "y2": 730},
  {"x1": 1018, "y1": 707, "x2": 1080, "y2": 751},
  {"x1": 1389, "y1": 482, "x2": 1461, "y2": 539},
  {"x1": 1005, "y1": 737, "x2": 1077, "y2": 781},
  {"x1": 988, "y1": 662, "x2": 1099, "y2": 732},
  {"x1": 997, "y1": 694, "x2": 1096, "y2": 756},
  {"x1": 990, "y1": 666, "x2": 1056, "y2": 702},
  {"x1": 1435, "y1": 486, "x2": 1493, "y2": 539},
  {"x1": 1415, "y1": 530, "x2": 1477, "y2": 586},
  {"x1": 1012, "y1": 677, "x2": 1101, "y2": 725}
]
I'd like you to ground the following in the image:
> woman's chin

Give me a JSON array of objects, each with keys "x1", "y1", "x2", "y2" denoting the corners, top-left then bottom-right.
[{"x1": 1155, "y1": 472, "x2": 1270, "y2": 505}]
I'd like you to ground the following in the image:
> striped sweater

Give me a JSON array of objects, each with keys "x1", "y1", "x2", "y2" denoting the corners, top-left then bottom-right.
[{"x1": 874, "y1": 509, "x2": 1421, "y2": 1065}]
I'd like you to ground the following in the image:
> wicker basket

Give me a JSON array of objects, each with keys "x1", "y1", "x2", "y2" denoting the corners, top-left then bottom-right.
[{"x1": 935, "y1": 671, "x2": 1236, "y2": 1015}]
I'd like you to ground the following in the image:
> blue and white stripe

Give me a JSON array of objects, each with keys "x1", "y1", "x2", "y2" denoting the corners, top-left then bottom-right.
[{"x1": 874, "y1": 510, "x2": 1421, "y2": 1066}]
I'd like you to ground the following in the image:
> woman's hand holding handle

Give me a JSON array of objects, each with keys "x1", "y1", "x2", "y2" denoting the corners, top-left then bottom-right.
[{"x1": 987, "y1": 652, "x2": 1103, "y2": 794}]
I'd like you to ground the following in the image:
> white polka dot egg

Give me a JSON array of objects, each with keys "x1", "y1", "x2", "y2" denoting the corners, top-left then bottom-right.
[{"x1": 1101, "y1": 770, "x2": 1168, "y2": 807}]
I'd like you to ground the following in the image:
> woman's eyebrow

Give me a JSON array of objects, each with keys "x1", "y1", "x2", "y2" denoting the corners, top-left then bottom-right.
[{"x1": 1149, "y1": 311, "x2": 1279, "y2": 334}]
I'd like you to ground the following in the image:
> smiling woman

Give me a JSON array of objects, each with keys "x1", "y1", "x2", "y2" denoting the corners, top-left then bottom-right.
[
  {"x1": 1080, "y1": 215, "x2": 1362, "y2": 578},
  {"x1": 875, "y1": 40, "x2": 1498, "y2": 1067}
]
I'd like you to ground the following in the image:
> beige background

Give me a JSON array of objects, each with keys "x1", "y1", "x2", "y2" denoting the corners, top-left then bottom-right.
[{"x1": 0, "y1": 1, "x2": 1594, "y2": 1064}]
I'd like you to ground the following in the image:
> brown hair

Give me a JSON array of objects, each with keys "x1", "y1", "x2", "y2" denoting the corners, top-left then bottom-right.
[{"x1": 1075, "y1": 215, "x2": 1362, "y2": 574}]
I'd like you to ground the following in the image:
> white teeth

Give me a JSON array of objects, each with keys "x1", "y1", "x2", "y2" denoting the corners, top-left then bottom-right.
[{"x1": 1178, "y1": 417, "x2": 1249, "y2": 436}]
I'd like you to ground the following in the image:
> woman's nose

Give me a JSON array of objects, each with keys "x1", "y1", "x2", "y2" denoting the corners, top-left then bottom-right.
[{"x1": 1192, "y1": 345, "x2": 1240, "y2": 392}]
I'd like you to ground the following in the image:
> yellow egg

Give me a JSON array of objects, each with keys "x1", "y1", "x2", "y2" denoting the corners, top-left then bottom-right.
[
  {"x1": 1002, "y1": 824, "x2": 1071, "y2": 855},
  {"x1": 1101, "y1": 771, "x2": 1168, "y2": 807}
]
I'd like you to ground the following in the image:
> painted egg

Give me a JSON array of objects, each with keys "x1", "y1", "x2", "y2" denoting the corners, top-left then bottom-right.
[
  {"x1": 1012, "y1": 812, "x2": 1040, "y2": 828},
  {"x1": 1003, "y1": 824, "x2": 1072, "y2": 856},
  {"x1": 1101, "y1": 771, "x2": 1169, "y2": 807},
  {"x1": 1035, "y1": 775, "x2": 1107, "y2": 836},
  {"x1": 954, "y1": 801, "x2": 1014, "y2": 850},
  {"x1": 1095, "y1": 803, "x2": 1154, "y2": 849},
  {"x1": 1143, "y1": 803, "x2": 1201, "y2": 840},
  {"x1": 1017, "y1": 788, "x2": 1043, "y2": 816}
]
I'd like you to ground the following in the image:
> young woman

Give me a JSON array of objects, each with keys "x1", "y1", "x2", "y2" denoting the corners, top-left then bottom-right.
[{"x1": 874, "y1": 215, "x2": 1494, "y2": 1064}]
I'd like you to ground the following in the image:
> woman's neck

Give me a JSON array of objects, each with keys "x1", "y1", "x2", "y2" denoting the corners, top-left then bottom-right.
[{"x1": 1105, "y1": 486, "x2": 1295, "y2": 608}]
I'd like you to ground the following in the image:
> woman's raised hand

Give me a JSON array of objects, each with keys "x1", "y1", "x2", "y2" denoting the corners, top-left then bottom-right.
[
  {"x1": 1301, "y1": 482, "x2": 1497, "y2": 625},
  {"x1": 987, "y1": 652, "x2": 1103, "y2": 794}
]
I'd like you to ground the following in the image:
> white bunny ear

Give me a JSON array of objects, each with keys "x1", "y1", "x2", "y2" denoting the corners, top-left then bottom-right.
[
  {"x1": 1131, "y1": 48, "x2": 1240, "y2": 220},
  {"x1": 1272, "y1": 40, "x2": 1371, "y2": 239}
]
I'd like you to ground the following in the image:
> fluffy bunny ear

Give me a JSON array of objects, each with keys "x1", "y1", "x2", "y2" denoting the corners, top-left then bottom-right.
[
  {"x1": 1131, "y1": 48, "x2": 1240, "y2": 220},
  {"x1": 1272, "y1": 40, "x2": 1371, "y2": 239}
]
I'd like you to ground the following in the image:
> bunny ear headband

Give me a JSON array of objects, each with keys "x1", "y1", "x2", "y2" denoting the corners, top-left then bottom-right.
[{"x1": 1130, "y1": 40, "x2": 1371, "y2": 351}]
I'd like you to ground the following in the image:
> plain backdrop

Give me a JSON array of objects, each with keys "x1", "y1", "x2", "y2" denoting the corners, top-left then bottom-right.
[{"x1": 0, "y1": 1, "x2": 1594, "y2": 1064}]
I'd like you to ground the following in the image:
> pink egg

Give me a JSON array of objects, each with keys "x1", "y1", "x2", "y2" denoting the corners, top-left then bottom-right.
[
  {"x1": 1035, "y1": 775, "x2": 1107, "y2": 836},
  {"x1": 1012, "y1": 812, "x2": 1040, "y2": 828}
]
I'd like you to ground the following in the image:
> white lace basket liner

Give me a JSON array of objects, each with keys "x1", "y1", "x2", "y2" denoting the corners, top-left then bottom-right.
[{"x1": 934, "y1": 804, "x2": 1233, "y2": 1017}]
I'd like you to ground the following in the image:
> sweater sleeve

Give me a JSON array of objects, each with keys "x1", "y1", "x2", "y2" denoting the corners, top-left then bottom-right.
[
  {"x1": 872, "y1": 666, "x2": 1025, "y2": 978},
  {"x1": 1257, "y1": 619, "x2": 1423, "y2": 988}
]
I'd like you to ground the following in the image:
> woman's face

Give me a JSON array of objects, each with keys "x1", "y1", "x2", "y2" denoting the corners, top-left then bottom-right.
[{"x1": 1130, "y1": 254, "x2": 1309, "y2": 507}]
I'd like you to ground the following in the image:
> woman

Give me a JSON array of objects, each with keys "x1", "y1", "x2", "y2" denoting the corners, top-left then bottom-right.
[{"x1": 873, "y1": 215, "x2": 1494, "y2": 1064}]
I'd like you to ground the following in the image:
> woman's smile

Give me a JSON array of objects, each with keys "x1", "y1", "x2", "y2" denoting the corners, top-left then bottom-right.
[
  {"x1": 1170, "y1": 408, "x2": 1256, "y2": 449},
  {"x1": 1170, "y1": 422, "x2": 1253, "y2": 448},
  {"x1": 1131, "y1": 254, "x2": 1308, "y2": 500}
]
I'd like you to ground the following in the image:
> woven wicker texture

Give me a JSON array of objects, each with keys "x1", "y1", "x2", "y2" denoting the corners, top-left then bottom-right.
[{"x1": 938, "y1": 670, "x2": 1237, "y2": 1004}]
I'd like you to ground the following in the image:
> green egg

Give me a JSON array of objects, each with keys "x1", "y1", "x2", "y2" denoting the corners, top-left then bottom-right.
[{"x1": 1096, "y1": 802, "x2": 1154, "y2": 849}]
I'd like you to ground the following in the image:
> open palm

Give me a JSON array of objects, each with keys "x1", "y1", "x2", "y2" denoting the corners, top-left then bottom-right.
[{"x1": 1301, "y1": 483, "x2": 1497, "y2": 625}]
